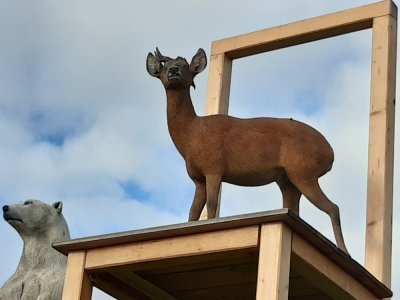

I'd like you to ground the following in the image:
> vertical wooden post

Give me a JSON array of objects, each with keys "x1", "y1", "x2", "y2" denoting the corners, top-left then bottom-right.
[
  {"x1": 62, "y1": 251, "x2": 93, "y2": 300},
  {"x1": 365, "y1": 12, "x2": 397, "y2": 287},
  {"x1": 256, "y1": 223, "x2": 292, "y2": 300},
  {"x1": 200, "y1": 52, "x2": 233, "y2": 219},
  {"x1": 205, "y1": 52, "x2": 233, "y2": 115}
]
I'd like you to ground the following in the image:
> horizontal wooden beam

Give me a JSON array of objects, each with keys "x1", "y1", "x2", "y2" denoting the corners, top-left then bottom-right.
[
  {"x1": 92, "y1": 273, "x2": 150, "y2": 300},
  {"x1": 211, "y1": 0, "x2": 397, "y2": 59},
  {"x1": 85, "y1": 226, "x2": 259, "y2": 270},
  {"x1": 113, "y1": 272, "x2": 178, "y2": 300},
  {"x1": 53, "y1": 210, "x2": 292, "y2": 255},
  {"x1": 292, "y1": 234, "x2": 379, "y2": 300}
]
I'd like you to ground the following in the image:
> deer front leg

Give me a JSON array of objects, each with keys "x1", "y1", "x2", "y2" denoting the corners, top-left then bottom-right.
[
  {"x1": 188, "y1": 180, "x2": 206, "y2": 221},
  {"x1": 206, "y1": 175, "x2": 222, "y2": 219}
]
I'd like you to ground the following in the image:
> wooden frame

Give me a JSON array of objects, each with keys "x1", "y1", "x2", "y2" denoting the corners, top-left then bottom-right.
[
  {"x1": 256, "y1": 223, "x2": 292, "y2": 299},
  {"x1": 62, "y1": 251, "x2": 92, "y2": 300},
  {"x1": 57, "y1": 210, "x2": 392, "y2": 299},
  {"x1": 84, "y1": 226, "x2": 259, "y2": 270},
  {"x1": 203, "y1": 0, "x2": 397, "y2": 287}
]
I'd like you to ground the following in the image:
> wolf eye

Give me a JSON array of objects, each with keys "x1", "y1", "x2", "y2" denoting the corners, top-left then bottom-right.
[{"x1": 24, "y1": 200, "x2": 33, "y2": 205}]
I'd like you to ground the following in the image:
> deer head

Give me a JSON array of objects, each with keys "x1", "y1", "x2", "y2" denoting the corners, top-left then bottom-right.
[{"x1": 146, "y1": 48, "x2": 207, "y2": 89}]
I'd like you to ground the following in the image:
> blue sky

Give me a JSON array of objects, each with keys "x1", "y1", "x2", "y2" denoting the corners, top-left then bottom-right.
[{"x1": 0, "y1": 1, "x2": 399, "y2": 299}]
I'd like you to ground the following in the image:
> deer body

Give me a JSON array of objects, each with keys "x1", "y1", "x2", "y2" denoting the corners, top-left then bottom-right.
[
  {"x1": 147, "y1": 48, "x2": 348, "y2": 254},
  {"x1": 167, "y1": 89, "x2": 333, "y2": 185}
]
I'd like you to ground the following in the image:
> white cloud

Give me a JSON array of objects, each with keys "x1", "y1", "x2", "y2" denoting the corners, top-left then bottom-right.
[{"x1": 1, "y1": 0, "x2": 399, "y2": 298}]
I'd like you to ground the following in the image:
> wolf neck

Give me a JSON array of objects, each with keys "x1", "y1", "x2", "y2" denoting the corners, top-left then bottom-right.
[{"x1": 166, "y1": 88, "x2": 197, "y2": 157}]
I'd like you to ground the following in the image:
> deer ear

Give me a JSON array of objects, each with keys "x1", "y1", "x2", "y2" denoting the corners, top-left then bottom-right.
[
  {"x1": 146, "y1": 53, "x2": 162, "y2": 78},
  {"x1": 190, "y1": 48, "x2": 207, "y2": 74}
]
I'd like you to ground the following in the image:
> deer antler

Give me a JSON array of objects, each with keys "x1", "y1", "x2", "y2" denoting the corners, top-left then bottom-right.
[{"x1": 154, "y1": 47, "x2": 172, "y2": 62}]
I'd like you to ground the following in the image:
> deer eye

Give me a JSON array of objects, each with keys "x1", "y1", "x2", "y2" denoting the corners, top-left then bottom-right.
[
  {"x1": 24, "y1": 200, "x2": 33, "y2": 205},
  {"x1": 183, "y1": 65, "x2": 189, "y2": 70}
]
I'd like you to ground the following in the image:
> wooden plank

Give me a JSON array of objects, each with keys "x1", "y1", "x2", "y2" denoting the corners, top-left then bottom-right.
[
  {"x1": 289, "y1": 295, "x2": 333, "y2": 300},
  {"x1": 173, "y1": 282, "x2": 256, "y2": 300},
  {"x1": 145, "y1": 263, "x2": 257, "y2": 292},
  {"x1": 80, "y1": 273, "x2": 93, "y2": 300},
  {"x1": 256, "y1": 223, "x2": 292, "y2": 300},
  {"x1": 138, "y1": 248, "x2": 258, "y2": 275},
  {"x1": 53, "y1": 210, "x2": 289, "y2": 255},
  {"x1": 200, "y1": 52, "x2": 232, "y2": 220},
  {"x1": 62, "y1": 251, "x2": 93, "y2": 300},
  {"x1": 205, "y1": 53, "x2": 232, "y2": 115},
  {"x1": 93, "y1": 273, "x2": 151, "y2": 300},
  {"x1": 292, "y1": 234, "x2": 378, "y2": 300},
  {"x1": 289, "y1": 273, "x2": 332, "y2": 299},
  {"x1": 53, "y1": 210, "x2": 392, "y2": 297},
  {"x1": 85, "y1": 226, "x2": 259, "y2": 270},
  {"x1": 365, "y1": 14, "x2": 397, "y2": 287},
  {"x1": 113, "y1": 272, "x2": 178, "y2": 300},
  {"x1": 211, "y1": 0, "x2": 397, "y2": 58},
  {"x1": 291, "y1": 254, "x2": 354, "y2": 300}
]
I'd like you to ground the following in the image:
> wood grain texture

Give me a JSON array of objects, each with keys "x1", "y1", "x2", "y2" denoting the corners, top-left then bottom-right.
[
  {"x1": 85, "y1": 226, "x2": 258, "y2": 270},
  {"x1": 365, "y1": 14, "x2": 397, "y2": 287},
  {"x1": 211, "y1": 0, "x2": 396, "y2": 58},
  {"x1": 92, "y1": 273, "x2": 150, "y2": 300},
  {"x1": 200, "y1": 52, "x2": 232, "y2": 220},
  {"x1": 113, "y1": 272, "x2": 177, "y2": 300},
  {"x1": 54, "y1": 210, "x2": 392, "y2": 298},
  {"x1": 62, "y1": 251, "x2": 93, "y2": 300},
  {"x1": 256, "y1": 223, "x2": 292, "y2": 300},
  {"x1": 205, "y1": 53, "x2": 232, "y2": 115},
  {"x1": 292, "y1": 234, "x2": 378, "y2": 300}
]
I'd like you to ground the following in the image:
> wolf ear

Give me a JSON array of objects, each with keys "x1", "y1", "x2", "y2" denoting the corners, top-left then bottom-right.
[{"x1": 52, "y1": 201, "x2": 63, "y2": 214}]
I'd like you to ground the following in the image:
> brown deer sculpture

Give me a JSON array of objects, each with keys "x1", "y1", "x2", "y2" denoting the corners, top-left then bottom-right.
[{"x1": 146, "y1": 48, "x2": 349, "y2": 254}]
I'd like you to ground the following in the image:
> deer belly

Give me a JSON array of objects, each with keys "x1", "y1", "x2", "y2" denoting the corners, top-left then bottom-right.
[{"x1": 223, "y1": 167, "x2": 284, "y2": 186}]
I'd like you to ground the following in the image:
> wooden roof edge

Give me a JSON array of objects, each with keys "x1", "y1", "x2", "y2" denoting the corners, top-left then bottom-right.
[
  {"x1": 285, "y1": 212, "x2": 393, "y2": 298},
  {"x1": 53, "y1": 209, "x2": 290, "y2": 254},
  {"x1": 53, "y1": 209, "x2": 392, "y2": 297}
]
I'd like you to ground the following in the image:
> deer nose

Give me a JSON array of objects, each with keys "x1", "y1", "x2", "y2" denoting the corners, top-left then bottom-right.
[
  {"x1": 168, "y1": 66, "x2": 180, "y2": 76},
  {"x1": 2, "y1": 205, "x2": 9, "y2": 213}
]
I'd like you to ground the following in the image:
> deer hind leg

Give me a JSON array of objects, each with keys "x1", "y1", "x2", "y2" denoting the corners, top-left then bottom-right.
[
  {"x1": 291, "y1": 178, "x2": 349, "y2": 255},
  {"x1": 188, "y1": 180, "x2": 206, "y2": 221},
  {"x1": 276, "y1": 177, "x2": 301, "y2": 214},
  {"x1": 206, "y1": 175, "x2": 222, "y2": 219}
]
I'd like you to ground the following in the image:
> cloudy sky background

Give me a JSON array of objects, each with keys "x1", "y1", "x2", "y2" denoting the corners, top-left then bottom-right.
[{"x1": 0, "y1": 0, "x2": 398, "y2": 298}]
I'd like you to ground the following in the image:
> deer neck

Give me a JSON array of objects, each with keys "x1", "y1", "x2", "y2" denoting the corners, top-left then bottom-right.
[{"x1": 166, "y1": 88, "x2": 197, "y2": 157}]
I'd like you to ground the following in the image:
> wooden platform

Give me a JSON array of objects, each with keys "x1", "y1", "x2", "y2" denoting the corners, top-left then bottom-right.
[{"x1": 54, "y1": 210, "x2": 392, "y2": 299}]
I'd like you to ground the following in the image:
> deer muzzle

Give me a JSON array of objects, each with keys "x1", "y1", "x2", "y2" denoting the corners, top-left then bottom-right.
[{"x1": 168, "y1": 66, "x2": 181, "y2": 80}]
